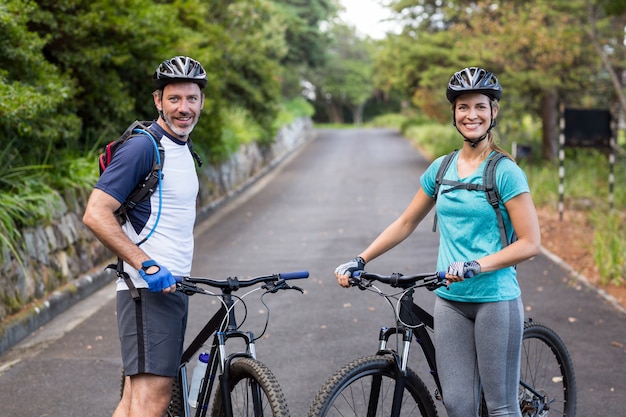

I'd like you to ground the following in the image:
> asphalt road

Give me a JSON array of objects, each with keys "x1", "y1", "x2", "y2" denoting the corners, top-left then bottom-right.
[{"x1": 0, "y1": 128, "x2": 624, "y2": 417}]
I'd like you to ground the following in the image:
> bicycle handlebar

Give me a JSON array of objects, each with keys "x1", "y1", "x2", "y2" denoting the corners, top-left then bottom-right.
[
  {"x1": 176, "y1": 270, "x2": 309, "y2": 292},
  {"x1": 350, "y1": 271, "x2": 474, "y2": 291},
  {"x1": 348, "y1": 270, "x2": 472, "y2": 290},
  {"x1": 353, "y1": 270, "x2": 440, "y2": 284}
]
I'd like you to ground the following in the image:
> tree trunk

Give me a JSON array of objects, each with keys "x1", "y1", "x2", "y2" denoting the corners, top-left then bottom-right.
[
  {"x1": 325, "y1": 101, "x2": 344, "y2": 124},
  {"x1": 351, "y1": 104, "x2": 364, "y2": 125},
  {"x1": 541, "y1": 90, "x2": 559, "y2": 161}
]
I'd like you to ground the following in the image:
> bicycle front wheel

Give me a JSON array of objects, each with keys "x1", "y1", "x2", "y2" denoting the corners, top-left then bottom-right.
[
  {"x1": 211, "y1": 357, "x2": 289, "y2": 417},
  {"x1": 307, "y1": 355, "x2": 438, "y2": 417},
  {"x1": 519, "y1": 320, "x2": 577, "y2": 417}
]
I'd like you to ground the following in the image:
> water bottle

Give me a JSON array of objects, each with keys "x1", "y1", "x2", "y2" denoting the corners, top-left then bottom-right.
[{"x1": 188, "y1": 352, "x2": 210, "y2": 408}]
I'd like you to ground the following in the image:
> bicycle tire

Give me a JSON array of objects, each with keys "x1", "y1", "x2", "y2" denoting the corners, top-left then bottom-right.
[
  {"x1": 211, "y1": 357, "x2": 290, "y2": 417},
  {"x1": 307, "y1": 355, "x2": 438, "y2": 417},
  {"x1": 519, "y1": 320, "x2": 576, "y2": 417},
  {"x1": 479, "y1": 320, "x2": 577, "y2": 417},
  {"x1": 168, "y1": 375, "x2": 184, "y2": 417}
]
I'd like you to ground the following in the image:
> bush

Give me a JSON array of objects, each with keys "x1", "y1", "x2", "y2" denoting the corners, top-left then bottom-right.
[{"x1": 591, "y1": 211, "x2": 625, "y2": 285}]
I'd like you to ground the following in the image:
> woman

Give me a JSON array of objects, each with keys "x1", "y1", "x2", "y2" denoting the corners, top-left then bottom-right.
[{"x1": 335, "y1": 67, "x2": 541, "y2": 417}]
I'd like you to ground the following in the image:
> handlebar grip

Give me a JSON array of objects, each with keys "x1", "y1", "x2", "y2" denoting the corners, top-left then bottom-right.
[{"x1": 279, "y1": 271, "x2": 309, "y2": 280}]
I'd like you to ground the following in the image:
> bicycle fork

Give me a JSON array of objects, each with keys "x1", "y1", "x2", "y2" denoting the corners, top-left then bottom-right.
[
  {"x1": 216, "y1": 330, "x2": 258, "y2": 417},
  {"x1": 376, "y1": 326, "x2": 413, "y2": 417}
]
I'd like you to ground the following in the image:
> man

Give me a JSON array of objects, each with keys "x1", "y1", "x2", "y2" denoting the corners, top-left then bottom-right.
[{"x1": 83, "y1": 56, "x2": 207, "y2": 417}]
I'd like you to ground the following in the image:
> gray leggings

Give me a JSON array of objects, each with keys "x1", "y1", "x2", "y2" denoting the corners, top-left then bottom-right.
[{"x1": 434, "y1": 296, "x2": 523, "y2": 417}]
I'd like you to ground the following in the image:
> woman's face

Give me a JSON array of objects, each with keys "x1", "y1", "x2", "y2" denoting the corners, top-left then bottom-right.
[{"x1": 453, "y1": 93, "x2": 497, "y2": 140}]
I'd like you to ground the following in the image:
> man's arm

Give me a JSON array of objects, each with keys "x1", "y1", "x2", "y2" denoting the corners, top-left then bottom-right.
[{"x1": 83, "y1": 188, "x2": 151, "y2": 271}]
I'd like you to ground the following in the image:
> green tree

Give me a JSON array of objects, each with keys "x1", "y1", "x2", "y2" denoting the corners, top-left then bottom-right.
[
  {"x1": 309, "y1": 23, "x2": 375, "y2": 124},
  {"x1": 20, "y1": 0, "x2": 292, "y2": 160},
  {"x1": 206, "y1": 0, "x2": 288, "y2": 146},
  {"x1": 27, "y1": 0, "x2": 187, "y2": 144},
  {"x1": 378, "y1": 0, "x2": 625, "y2": 160},
  {"x1": 0, "y1": 0, "x2": 81, "y2": 166},
  {"x1": 271, "y1": 0, "x2": 338, "y2": 99}
]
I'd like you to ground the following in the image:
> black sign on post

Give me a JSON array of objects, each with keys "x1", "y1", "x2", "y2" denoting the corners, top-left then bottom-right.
[
  {"x1": 558, "y1": 105, "x2": 616, "y2": 221},
  {"x1": 563, "y1": 108, "x2": 612, "y2": 148}
]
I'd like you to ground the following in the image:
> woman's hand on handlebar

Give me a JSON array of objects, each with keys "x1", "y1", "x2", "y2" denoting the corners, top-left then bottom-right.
[
  {"x1": 335, "y1": 257, "x2": 366, "y2": 288},
  {"x1": 443, "y1": 260, "x2": 481, "y2": 283}
]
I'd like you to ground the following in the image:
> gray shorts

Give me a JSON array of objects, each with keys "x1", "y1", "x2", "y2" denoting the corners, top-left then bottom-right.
[{"x1": 116, "y1": 288, "x2": 189, "y2": 377}]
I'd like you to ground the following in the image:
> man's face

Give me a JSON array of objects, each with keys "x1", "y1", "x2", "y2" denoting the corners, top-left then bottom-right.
[{"x1": 154, "y1": 82, "x2": 204, "y2": 139}]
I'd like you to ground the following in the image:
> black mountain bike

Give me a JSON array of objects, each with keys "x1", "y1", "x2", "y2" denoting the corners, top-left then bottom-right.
[
  {"x1": 307, "y1": 271, "x2": 576, "y2": 417},
  {"x1": 123, "y1": 270, "x2": 308, "y2": 417}
]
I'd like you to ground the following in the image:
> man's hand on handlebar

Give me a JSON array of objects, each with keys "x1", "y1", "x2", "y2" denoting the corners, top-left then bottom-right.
[
  {"x1": 139, "y1": 260, "x2": 176, "y2": 293},
  {"x1": 335, "y1": 256, "x2": 366, "y2": 288}
]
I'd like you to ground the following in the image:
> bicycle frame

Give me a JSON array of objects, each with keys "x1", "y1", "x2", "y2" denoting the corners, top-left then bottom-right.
[
  {"x1": 178, "y1": 291, "x2": 259, "y2": 417},
  {"x1": 374, "y1": 287, "x2": 443, "y2": 402}
]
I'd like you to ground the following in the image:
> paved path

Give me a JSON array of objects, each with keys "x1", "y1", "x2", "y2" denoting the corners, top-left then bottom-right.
[{"x1": 0, "y1": 128, "x2": 624, "y2": 417}]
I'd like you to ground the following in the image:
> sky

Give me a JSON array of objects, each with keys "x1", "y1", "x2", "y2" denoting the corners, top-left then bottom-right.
[{"x1": 338, "y1": 0, "x2": 397, "y2": 39}]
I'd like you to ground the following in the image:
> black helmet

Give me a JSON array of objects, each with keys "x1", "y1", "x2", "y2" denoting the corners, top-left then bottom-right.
[
  {"x1": 446, "y1": 67, "x2": 502, "y2": 103},
  {"x1": 153, "y1": 56, "x2": 208, "y2": 90}
]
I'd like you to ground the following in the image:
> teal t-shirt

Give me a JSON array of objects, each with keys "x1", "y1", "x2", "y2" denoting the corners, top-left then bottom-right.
[{"x1": 420, "y1": 151, "x2": 530, "y2": 302}]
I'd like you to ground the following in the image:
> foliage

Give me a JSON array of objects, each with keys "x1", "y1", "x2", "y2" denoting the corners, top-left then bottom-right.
[
  {"x1": 591, "y1": 211, "x2": 625, "y2": 285},
  {"x1": 0, "y1": 169, "x2": 65, "y2": 265},
  {"x1": 272, "y1": 0, "x2": 337, "y2": 69},
  {"x1": 27, "y1": 0, "x2": 183, "y2": 141},
  {"x1": 217, "y1": 106, "x2": 265, "y2": 159},
  {"x1": 378, "y1": 0, "x2": 626, "y2": 160},
  {"x1": 214, "y1": 0, "x2": 287, "y2": 142},
  {"x1": 0, "y1": 0, "x2": 82, "y2": 165},
  {"x1": 273, "y1": 96, "x2": 316, "y2": 129},
  {"x1": 308, "y1": 23, "x2": 376, "y2": 124},
  {"x1": 403, "y1": 121, "x2": 459, "y2": 160}
]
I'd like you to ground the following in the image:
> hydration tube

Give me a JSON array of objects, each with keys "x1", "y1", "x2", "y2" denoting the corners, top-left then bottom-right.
[{"x1": 134, "y1": 128, "x2": 162, "y2": 246}]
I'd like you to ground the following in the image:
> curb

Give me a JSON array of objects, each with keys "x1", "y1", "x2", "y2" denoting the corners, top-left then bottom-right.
[
  {"x1": 0, "y1": 269, "x2": 115, "y2": 356},
  {"x1": 540, "y1": 247, "x2": 626, "y2": 316}
]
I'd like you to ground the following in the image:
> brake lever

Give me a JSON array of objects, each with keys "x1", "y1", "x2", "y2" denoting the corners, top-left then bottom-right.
[
  {"x1": 176, "y1": 280, "x2": 200, "y2": 295},
  {"x1": 418, "y1": 276, "x2": 449, "y2": 291},
  {"x1": 262, "y1": 279, "x2": 304, "y2": 294},
  {"x1": 349, "y1": 275, "x2": 371, "y2": 291}
]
